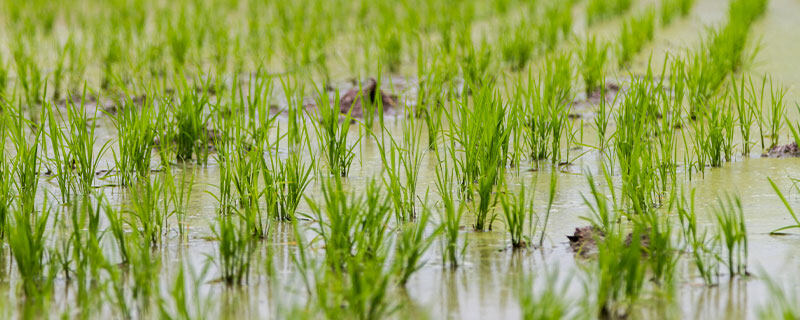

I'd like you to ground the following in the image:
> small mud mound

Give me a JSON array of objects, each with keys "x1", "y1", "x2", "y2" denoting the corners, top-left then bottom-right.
[
  {"x1": 339, "y1": 78, "x2": 398, "y2": 118},
  {"x1": 764, "y1": 142, "x2": 800, "y2": 158},
  {"x1": 567, "y1": 226, "x2": 603, "y2": 257},
  {"x1": 586, "y1": 82, "x2": 621, "y2": 100},
  {"x1": 567, "y1": 225, "x2": 650, "y2": 257},
  {"x1": 569, "y1": 82, "x2": 622, "y2": 119}
]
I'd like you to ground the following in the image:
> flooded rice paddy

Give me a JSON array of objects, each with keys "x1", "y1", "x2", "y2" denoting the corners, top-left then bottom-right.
[{"x1": 2, "y1": 0, "x2": 800, "y2": 319}]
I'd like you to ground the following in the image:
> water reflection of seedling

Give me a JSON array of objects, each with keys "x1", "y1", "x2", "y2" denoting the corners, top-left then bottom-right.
[
  {"x1": 435, "y1": 151, "x2": 466, "y2": 268},
  {"x1": 517, "y1": 268, "x2": 575, "y2": 319},
  {"x1": 713, "y1": 194, "x2": 748, "y2": 278},
  {"x1": 676, "y1": 188, "x2": 720, "y2": 285},
  {"x1": 213, "y1": 212, "x2": 254, "y2": 286}
]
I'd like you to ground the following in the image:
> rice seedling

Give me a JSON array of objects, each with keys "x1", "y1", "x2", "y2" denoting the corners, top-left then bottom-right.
[
  {"x1": 713, "y1": 193, "x2": 748, "y2": 277},
  {"x1": 686, "y1": 0, "x2": 766, "y2": 111},
  {"x1": 8, "y1": 104, "x2": 42, "y2": 212},
  {"x1": 617, "y1": 9, "x2": 656, "y2": 67},
  {"x1": 219, "y1": 108, "x2": 262, "y2": 214},
  {"x1": 538, "y1": 1, "x2": 573, "y2": 53},
  {"x1": 108, "y1": 92, "x2": 161, "y2": 187},
  {"x1": 586, "y1": 0, "x2": 633, "y2": 25},
  {"x1": 127, "y1": 175, "x2": 171, "y2": 247},
  {"x1": 8, "y1": 196, "x2": 53, "y2": 297},
  {"x1": 637, "y1": 210, "x2": 678, "y2": 286},
  {"x1": 380, "y1": 29, "x2": 403, "y2": 73},
  {"x1": 459, "y1": 42, "x2": 493, "y2": 92},
  {"x1": 582, "y1": 169, "x2": 618, "y2": 235},
  {"x1": 99, "y1": 32, "x2": 122, "y2": 90},
  {"x1": 272, "y1": 136, "x2": 313, "y2": 221},
  {"x1": 305, "y1": 176, "x2": 392, "y2": 272},
  {"x1": 692, "y1": 95, "x2": 735, "y2": 167},
  {"x1": 312, "y1": 86, "x2": 359, "y2": 177},
  {"x1": 500, "y1": 184, "x2": 533, "y2": 248},
  {"x1": 394, "y1": 200, "x2": 439, "y2": 285},
  {"x1": 0, "y1": 141, "x2": 11, "y2": 241},
  {"x1": 614, "y1": 76, "x2": 660, "y2": 213},
  {"x1": 299, "y1": 175, "x2": 397, "y2": 319},
  {"x1": 578, "y1": 36, "x2": 608, "y2": 96},
  {"x1": 12, "y1": 38, "x2": 44, "y2": 105},
  {"x1": 445, "y1": 81, "x2": 508, "y2": 200},
  {"x1": 523, "y1": 54, "x2": 572, "y2": 164},
  {"x1": 213, "y1": 127, "x2": 237, "y2": 218},
  {"x1": 500, "y1": 22, "x2": 535, "y2": 72},
  {"x1": 731, "y1": 75, "x2": 756, "y2": 155},
  {"x1": 417, "y1": 57, "x2": 448, "y2": 150},
  {"x1": 0, "y1": 53, "x2": 7, "y2": 99},
  {"x1": 372, "y1": 114, "x2": 424, "y2": 222},
  {"x1": 474, "y1": 145, "x2": 502, "y2": 232},
  {"x1": 435, "y1": 151, "x2": 465, "y2": 268},
  {"x1": 63, "y1": 195, "x2": 110, "y2": 313},
  {"x1": 43, "y1": 101, "x2": 74, "y2": 202},
  {"x1": 654, "y1": 61, "x2": 680, "y2": 192},
  {"x1": 63, "y1": 91, "x2": 112, "y2": 194},
  {"x1": 766, "y1": 77, "x2": 787, "y2": 149},
  {"x1": 171, "y1": 77, "x2": 211, "y2": 163},
  {"x1": 50, "y1": 39, "x2": 70, "y2": 101},
  {"x1": 593, "y1": 222, "x2": 647, "y2": 318},
  {"x1": 593, "y1": 83, "x2": 617, "y2": 154},
  {"x1": 728, "y1": 0, "x2": 768, "y2": 25},
  {"x1": 767, "y1": 177, "x2": 800, "y2": 234},
  {"x1": 660, "y1": 0, "x2": 695, "y2": 26}
]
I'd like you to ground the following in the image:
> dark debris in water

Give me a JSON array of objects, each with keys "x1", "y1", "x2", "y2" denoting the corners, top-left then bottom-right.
[
  {"x1": 567, "y1": 226, "x2": 603, "y2": 257},
  {"x1": 763, "y1": 142, "x2": 800, "y2": 158},
  {"x1": 338, "y1": 77, "x2": 398, "y2": 118},
  {"x1": 567, "y1": 225, "x2": 650, "y2": 257}
]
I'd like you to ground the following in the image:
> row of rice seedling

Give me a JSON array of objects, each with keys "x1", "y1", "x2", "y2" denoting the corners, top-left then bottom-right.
[
  {"x1": 617, "y1": 8, "x2": 656, "y2": 67},
  {"x1": 612, "y1": 70, "x2": 668, "y2": 213},
  {"x1": 587, "y1": 0, "x2": 633, "y2": 25},
  {"x1": 523, "y1": 53, "x2": 573, "y2": 165},
  {"x1": 685, "y1": 0, "x2": 768, "y2": 111},
  {"x1": 499, "y1": 0, "x2": 575, "y2": 72},
  {"x1": 660, "y1": 0, "x2": 695, "y2": 26},
  {"x1": 373, "y1": 113, "x2": 424, "y2": 222},
  {"x1": 1, "y1": 0, "x2": 794, "y2": 318}
]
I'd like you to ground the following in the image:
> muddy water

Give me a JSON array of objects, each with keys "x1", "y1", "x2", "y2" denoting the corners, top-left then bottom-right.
[{"x1": 4, "y1": 0, "x2": 800, "y2": 319}]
